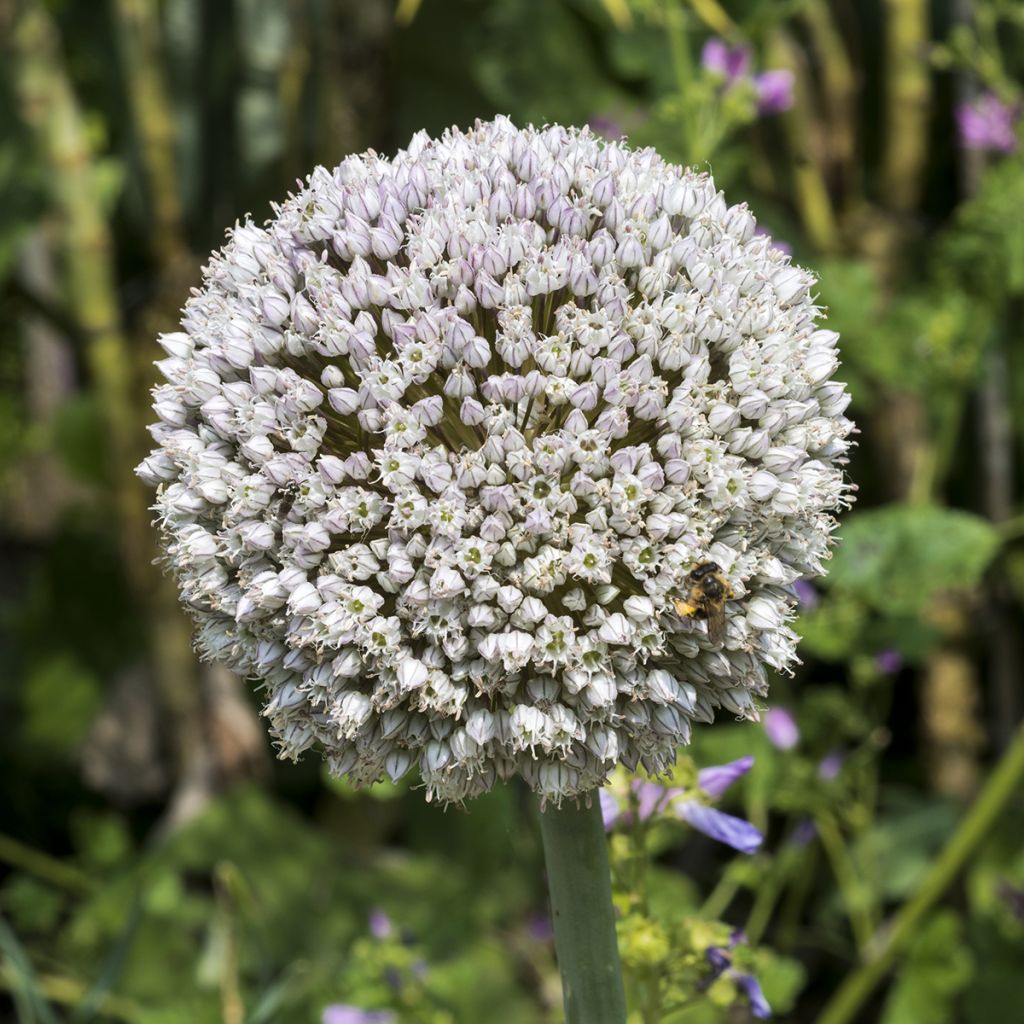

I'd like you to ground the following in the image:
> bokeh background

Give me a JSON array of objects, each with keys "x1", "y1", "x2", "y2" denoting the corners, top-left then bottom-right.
[{"x1": 2, "y1": 1, "x2": 1023, "y2": 1021}]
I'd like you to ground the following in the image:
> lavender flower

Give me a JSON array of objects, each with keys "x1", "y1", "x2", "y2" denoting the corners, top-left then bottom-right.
[
  {"x1": 603, "y1": 756, "x2": 762, "y2": 853},
  {"x1": 678, "y1": 800, "x2": 763, "y2": 854},
  {"x1": 527, "y1": 913, "x2": 555, "y2": 942},
  {"x1": 138, "y1": 118, "x2": 853, "y2": 805},
  {"x1": 791, "y1": 818, "x2": 816, "y2": 847},
  {"x1": 701, "y1": 39, "x2": 751, "y2": 85},
  {"x1": 697, "y1": 754, "x2": 754, "y2": 796},
  {"x1": 702, "y1": 39, "x2": 794, "y2": 116},
  {"x1": 754, "y1": 70, "x2": 794, "y2": 115},
  {"x1": 323, "y1": 1007, "x2": 395, "y2": 1024},
  {"x1": 705, "y1": 931, "x2": 772, "y2": 1018},
  {"x1": 587, "y1": 115, "x2": 625, "y2": 140},
  {"x1": 790, "y1": 577, "x2": 818, "y2": 608},
  {"x1": 763, "y1": 707, "x2": 799, "y2": 750},
  {"x1": 874, "y1": 649, "x2": 903, "y2": 675},
  {"x1": 956, "y1": 92, "x2": 1019, "y2": 153},
  {"x1": 368, "y1": 909, "x2": 392, "y2": 940},
  {"x1": 817, "y1": 751, "x2": 843, "y2": 780}
]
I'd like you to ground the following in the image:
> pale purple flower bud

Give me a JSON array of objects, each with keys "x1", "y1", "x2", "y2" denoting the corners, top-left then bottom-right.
[
  {"x1": 764, "y1": 708, "x2": 799, "y2": 750},
  {"x1": 702, "y1": 39, "x2": 751, "y2": 83},
  {"x1": 957, "y1": 92, "x2": 1019, "y2": 153},
  {"x1": 754, "y1": 69, "x2": 794, "y2": 114}
]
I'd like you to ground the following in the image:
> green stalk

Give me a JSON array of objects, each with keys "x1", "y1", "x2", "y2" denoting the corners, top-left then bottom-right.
[
  {"x1": 881, "y1": 0, "x2": 931, "y2": 215},
  {"x1": 539, "y1": 798, "x2": 627, "y2": 1024},
  {"x1": 816, "y1": 717, "x2": 1024, "y2": 1024}
]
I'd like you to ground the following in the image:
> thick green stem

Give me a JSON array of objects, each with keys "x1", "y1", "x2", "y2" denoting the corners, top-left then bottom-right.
[
  {"x1": 539, "y1": 797, "x2": 627, "y2": 1024},
  {"x1": 816, "y1": 717, "x2": 1024, "y2": 1024}
]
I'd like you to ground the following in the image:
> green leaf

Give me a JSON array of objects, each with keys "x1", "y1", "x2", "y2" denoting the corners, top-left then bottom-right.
[
  {"x1": 827, "y1": 504, "x2": 1001, "y2": 614},
  {"x1": 22, "y1": 653, "x2": 102, "y2": 755},
  {"x1": 52, "y1": 394, "x2": 109, "y2": 485},
  {"x1": 0, "y1": 912, "x2": 61, "y2": 1024},
  {"x1": 880, "y1": 910, "x2": 973, "y2": 1024},
  {"x1": 71, "y1": 896, "x2": 143, "y2": 1023}
]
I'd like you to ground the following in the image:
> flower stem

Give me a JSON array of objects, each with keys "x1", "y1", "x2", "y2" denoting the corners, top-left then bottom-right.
[
  {"x1": 816, "y1": 715, "x2": 1024, "y2": 1024},
  {"x1": 539, "y1": 797, "x2": 627, "y2": 1024}
]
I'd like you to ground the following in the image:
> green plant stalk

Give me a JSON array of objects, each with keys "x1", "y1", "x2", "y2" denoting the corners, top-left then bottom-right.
[
  {"x1": 114, "y1": 0, "x2": 188, "y2": 266},
  {"x1": 7, "y1": 0, "x2": 211, "y2": 824},
  {"x1": 816, "y1": 716, "x2": 1024, "y2": 1024},
  {"x1": 0, "y1": 833, "x2": 93, "y2": 893},
  {"x1": 881, "y1": 0, "x2": 930, "y2": 214},
  {"x1": 666, "y1": 2, "x2": 698, "y2": 163},
  {"x1": 801, "y1": 0, "x2": 859, "y2": 207},
  {"x1": 814, "y1": 811, "x2": 875, "y2": 955},
  {"x1": 766, "y1": 29, "x2": 840, "y2": 253},
  {"x1": 539, "y1": 798, "x2": 627, "y2": 1024}
]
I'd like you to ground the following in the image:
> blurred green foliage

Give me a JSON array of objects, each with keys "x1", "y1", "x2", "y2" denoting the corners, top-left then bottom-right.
[{"x1": 2, "y1": 1, "x2": 1024, "y2": 1022}]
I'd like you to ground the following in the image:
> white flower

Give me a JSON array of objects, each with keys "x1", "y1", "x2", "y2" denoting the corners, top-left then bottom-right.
[{"x1": 138, "y1": 117, "x2": 853, "y2": 806}]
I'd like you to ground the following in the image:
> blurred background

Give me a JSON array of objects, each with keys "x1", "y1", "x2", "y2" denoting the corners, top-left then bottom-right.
[{"x1": 1, "y1": 1, "x2": 1023, "y2": 1021}]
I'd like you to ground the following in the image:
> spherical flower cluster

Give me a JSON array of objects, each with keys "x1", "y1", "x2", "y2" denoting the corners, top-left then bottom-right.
[{"x1": 138, "y1": 117, "x2": 853, "y2": 805}]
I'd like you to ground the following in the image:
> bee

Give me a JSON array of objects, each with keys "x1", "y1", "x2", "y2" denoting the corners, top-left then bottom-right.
[
  {"x1": 673, "y1": 561, "x2": 735, "y2": 645},
  {"x1": 275, "y1": 482, "x2": 300, "y2": 524}
]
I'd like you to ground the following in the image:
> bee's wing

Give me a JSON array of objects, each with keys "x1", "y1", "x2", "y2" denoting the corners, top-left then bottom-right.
[{"x1": 705, "y1": 604, "x2": 727, "y2": 645}]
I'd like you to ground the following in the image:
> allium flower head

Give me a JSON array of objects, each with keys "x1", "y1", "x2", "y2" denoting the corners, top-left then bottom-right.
[{"x1": 138, "y1": 117, "x2": 853, "y2": 805}]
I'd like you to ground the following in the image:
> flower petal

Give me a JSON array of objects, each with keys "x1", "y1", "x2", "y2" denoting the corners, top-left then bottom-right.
[
  {"x1": 736, "y1": 973, "x2": 772, "y2": 1019},
  {"x1": 599, "y1": 789, "x2": 621, "y2": 831},
  {"x1": 698, "y1": 755, "x2": 755, "y2": 797},
  {"x1": 678, "y1": 802, "x2": 763, "y2": 854}
]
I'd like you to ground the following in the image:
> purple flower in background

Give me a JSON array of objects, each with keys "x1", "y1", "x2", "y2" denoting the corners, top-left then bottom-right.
[
  {"x1": 368, "y1": 909, "x2": 392, "y2": 940},
  {"x1": 703, "y1": 38, "x2": 793, "y2": 116},
  {"x1": 684, "y1": 757, "x2": 763, "y2": 853},
  {"x1": 602, "y1": 758, "x2": 763, "y2": 854},
  {"x1": 527, "y1": 913, "x2": 554, "y2": 942},
  {"x1": 875, "y1": 649, "x2": 903, "y2": 675},
  {"x1": 791, "y1": 578, "x2": 819, "y2": 609},
  {"x1": 792, "y1": 818, "x2": 817, "y2": 847},
  {"x1": 677, "y1": 801, "x2": 764, "y2": 854},
  {"x1": 956, "y1": 92, "x2": 1019, "y2": 153},
  {"x1": 764, "y1": 707, "x2": 800, "y2": 750},
  {"x1": 634, "y1": 779, "x2": 671, "y2": 820},
  {"x1": 754, "y1": 70, "x2": 795, "y2": 114},
  {"x1": 737, "y1": 974, "x2": 773, "y2": 1019},
  {"x1": 818, "y1": 751, "x2": 843, "y2": 780},
  {"x1": 705, "y1": 932, "x2": 772, "y2": 1018},
  {"x1": 599, "y1": 788, "x2": 621, "y2": 829},
  {"x1": 698, "y1": 755, "x2": 755, "y2": 796},
  {"x1": 587, "y1": 114, "x2": 625, "y2": 140},
  {"x1": 702, "y1": 39, "x2": 752, "y2": 85},
  {"x1": 323, "y1": 1007, "x2": 396, "y2": 1024}
]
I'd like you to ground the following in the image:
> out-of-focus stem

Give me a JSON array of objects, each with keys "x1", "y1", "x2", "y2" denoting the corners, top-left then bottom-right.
[
  {"x1": 0, "y1": 972, "x2": 141, "y2": 1023},
  {"x1": 816, "y1": 716, "x2": 1024, "y2": 1024},
  {"x1": 766, "y1": 30, "x2": 840, "y2": 253},
  {"x1": 814, "y1": 812, "x2": 875, "y2": 956},
  {"x1": 0, "y1": 834, "x2": 93, "y2": 893},
  {"x1": 6, "y1": 0, "x2": 214, "y2": 827},
  {"x1": 666, "y1": 2, "x2": 698, "y2": 163},
  {"x1": 881, "y1": 0, "x2": 931, "y2": 214},
  {"x1": 955, "y1": 2, "x2": 1022, "y2": 750},
  {"x1": 801, "y1": 0, "x2": 860, "y2": 209},
  {"x1": 114, "y1": 0, "x2": 188, "y2": 266},
  {"x1": 539, "y1": 798, "x2": 627, "y2": 1024},
  {"x1": 6, "y1": 0, "x2": 150, "y2": 589}
]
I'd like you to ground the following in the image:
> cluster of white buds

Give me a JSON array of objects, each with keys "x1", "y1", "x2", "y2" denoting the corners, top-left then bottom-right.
[{"x1": 138, "y1": 117, "x2": 853, "y2": 805}]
